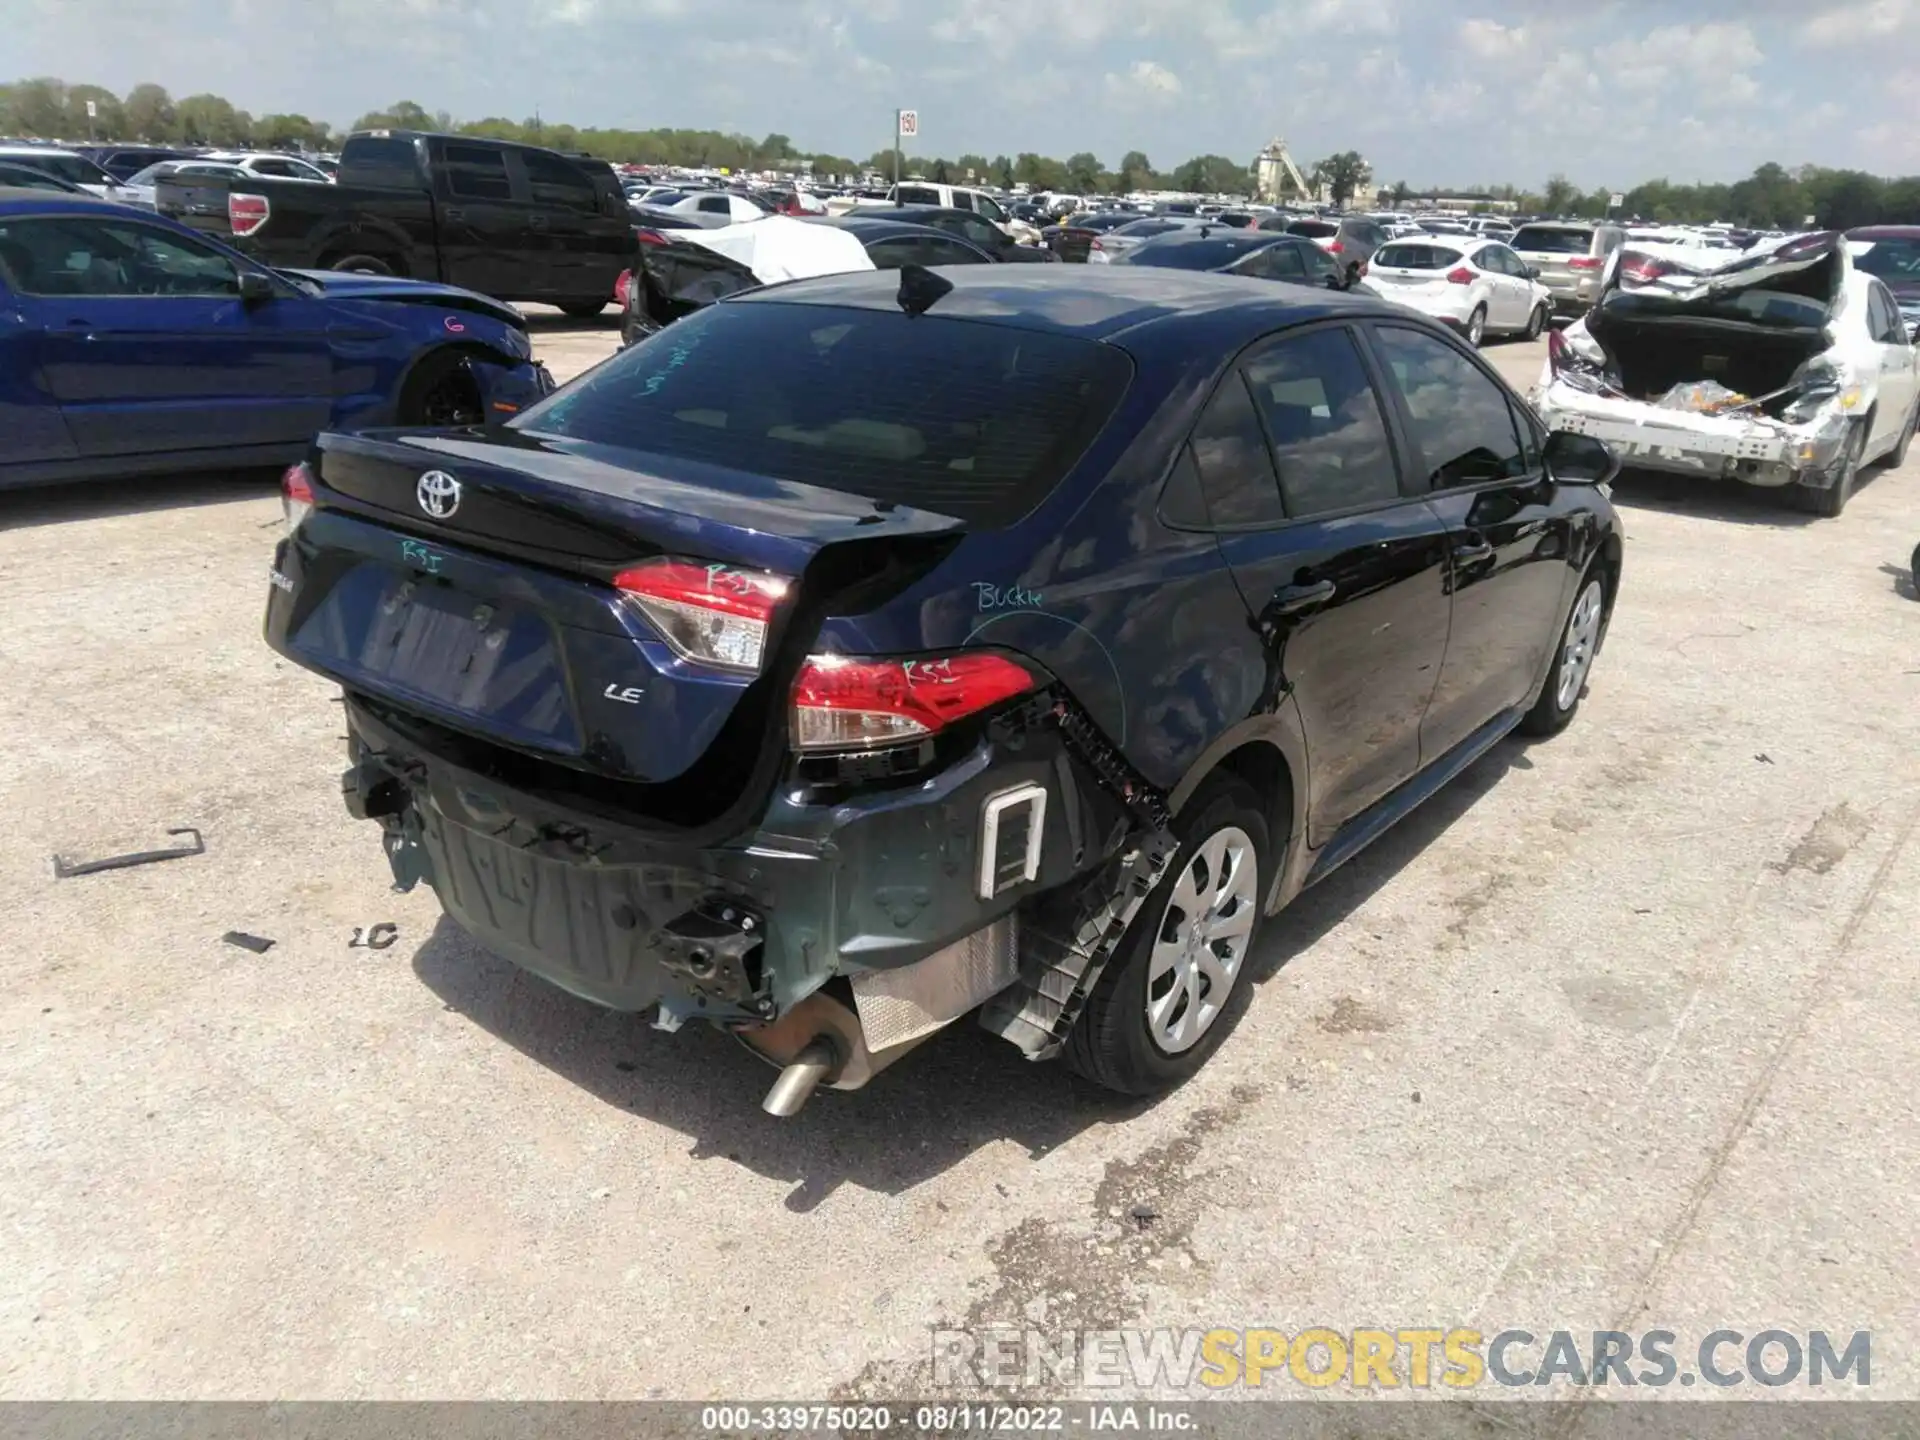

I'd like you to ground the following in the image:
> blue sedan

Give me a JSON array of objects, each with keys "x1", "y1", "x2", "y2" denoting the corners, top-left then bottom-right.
[{"x1": 0, "y1": 188, "x2": 554, "y2": 491}]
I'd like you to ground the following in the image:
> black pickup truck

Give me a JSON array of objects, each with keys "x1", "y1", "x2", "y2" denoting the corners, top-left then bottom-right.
[{"x1": 156, "y1": 130, "x2": 636, "y2": 315}]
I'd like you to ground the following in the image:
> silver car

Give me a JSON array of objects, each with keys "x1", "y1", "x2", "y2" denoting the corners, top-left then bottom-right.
[
  {"x1": 1086, "y1": 215, "x2": 1208, "y2": 263},
  {"x1": 1511, "y1": 221, "x2": 1627, "y2": 317}
]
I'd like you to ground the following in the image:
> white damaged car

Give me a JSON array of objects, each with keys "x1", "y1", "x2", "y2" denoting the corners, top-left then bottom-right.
[{"x1": 1532, "y1": 231, "x2": 1920, "y2": 516}]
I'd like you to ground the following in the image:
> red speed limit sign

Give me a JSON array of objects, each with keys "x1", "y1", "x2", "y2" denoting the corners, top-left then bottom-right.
[{"x1": 897, "y1": 109, "x2": 918, "y2": 138}]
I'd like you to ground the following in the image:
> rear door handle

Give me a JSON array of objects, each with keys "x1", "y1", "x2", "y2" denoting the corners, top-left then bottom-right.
[
  {"x1": 56, "y1": 321, "x2": 99, "y2": 340},
  {"x1": 442, "y1": 207, "x2": 466, "y2": 222},
  {"x1": 1271, "y1": 579, "x2": 1336, "y2": 616},
  {"x1": 1453, "y1": 537, "x2": 1494, "y2": 565},
  {"x1": 529, "y1": 214, "x2": 548, "y2": 230}
]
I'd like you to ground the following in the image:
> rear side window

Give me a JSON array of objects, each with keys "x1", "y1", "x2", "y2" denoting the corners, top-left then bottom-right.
[
  {"x1": 1369, "y1": 325, "x2": 1526, "y2": 489},
  {"x1": 897, "y1": 185, "x2": 940, "y2": 205},
  {"x1": 522, "y1": 150, "x2": 599, "y2": 211},
  {"x1": 514, "y1": 302, "x2": 1134, "y2": 528},
  {"x1": 443, "y1": 143, "x2": 512, "y2": 200},
  {"x1": 1187, "y1": 375, "x2": 1285, "y2": 528},
  {"x1": 1286, "y1": 221, "x2": 1337, "y2": 238},
  {"x1": 1129, "y1": 239, "x2": 1262, "y2": 271},
  {"x1": 1511, "y1": 226, "x2": 1593, "y2": 254},
  {"x1": 1242, "y1": 328, "x2": 1399, "y2": 518},
  {"x1": 341, "y1": 135, "x2": 424, "y2": 185},
  {"x1": 1374, "y1": 243, "x2": 1463, "y2": 270}
]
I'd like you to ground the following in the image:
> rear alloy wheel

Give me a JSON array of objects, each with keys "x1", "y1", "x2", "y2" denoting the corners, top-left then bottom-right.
[
  {"x1": 1465, "y1": 305, "x2": 1487, "y2": 348},
  {"x1": 1520, "y1": 568, "x2": 1606, "y2": 737},
  {"x1": 1792, "y1": 422, "x2": 1865, "y2": 517},
  {"x1": 1523, "y1": 302, "x2": 1548, "y2": 340},
  {"x1": 1065, "y1": 776, "x2": 1269, "y2": 1095},
  {"x1": 557, "y1": 299, "x2": 607, "y2": 319},
  {"x1": 398, "y1": 349, "x2": 484, "y2": 428}
]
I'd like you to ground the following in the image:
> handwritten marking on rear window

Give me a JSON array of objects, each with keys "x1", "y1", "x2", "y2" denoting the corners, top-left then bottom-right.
[
  {"x1": 640, "y1": 332, "x2": 703, "y2": 396},
  {"x1": 400, "y1": 539, "x2": 445, "y2": 574},
  {"x1": 974, "y1": 582, "x2": 1043, "y2": 612}
]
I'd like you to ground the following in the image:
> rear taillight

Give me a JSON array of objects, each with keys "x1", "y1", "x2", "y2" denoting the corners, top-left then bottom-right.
[
  {"x1": 1619, "y1": 255, "x2": 1670, "y2": 285},
  {"x1": 1089, "y1": 238, "x2": 1104, "y2": 251},
  {"x1": 229, "y1": 192, "x2": 269, "y2": 237},
  {"x1": 1327, "y1": 240, "x2": 1345, "y2": 253},
  {"x1": 614, "y1": 269, "x2": 632, "y2": 307},
  {"x1": 634, "y1": 228, "x2": 669, "y2": 247},
  {"x1": 791, "y1": 652, "x2": 1036, "y2": 753},
  {"x1": 613, "y1": 558, "x2": 791, "y2": 673},
  {"x1": 1567, "y1": 256, "x2": 1602, "y2": 271},
  {"x1": 1446, "y1": 266, "x2": 1475, "y2": 285},
  {"x1": 281, "y1": 461, "x2": 314, "y2": 533}
]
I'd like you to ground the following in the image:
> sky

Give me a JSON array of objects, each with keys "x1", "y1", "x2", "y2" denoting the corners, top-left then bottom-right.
[{"x1": 8, "y1": 0, "x2": 1920, "y2": 187}]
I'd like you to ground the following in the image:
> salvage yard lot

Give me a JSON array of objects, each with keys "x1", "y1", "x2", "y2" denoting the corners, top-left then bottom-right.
[{"x1": 3, "y1": 314, "x2": 1917, "y2": 1403}]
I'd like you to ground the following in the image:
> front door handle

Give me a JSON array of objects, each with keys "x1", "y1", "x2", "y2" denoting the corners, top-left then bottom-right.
[
  {"x1": 529, "y1": 214, "x2": 548, "y2": 230},
  {"x1": 1453, "y1": 537, "x2": 1495, "y2": 565},
  {"x1": 442, "y1": 207, "x2": 467, "y2": 222},
  {"x1": 1270, "y1": 579, "x2": 1336, "y2": 616}
]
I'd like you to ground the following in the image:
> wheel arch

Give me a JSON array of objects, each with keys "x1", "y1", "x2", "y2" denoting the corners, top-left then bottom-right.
[
  {"x1": 1165, "y1": 713, "x2": 1310, "y2": 916},
  {"x1": 392, "y1": 341, "x2": 517, "y2": 424}
]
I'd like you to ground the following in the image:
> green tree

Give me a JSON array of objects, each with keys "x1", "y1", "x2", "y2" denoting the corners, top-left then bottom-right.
[
  {"x1": 5, "y1": 77, "x2": 66, "y2": 136},
  {"x1": 1389, "y1": 179, "x2": 1411, "y2": 205},
  {"x1": 255, "y1": 113, "x2": 329, "y2": 150},
  {"x1": 1540, "y1": 173, "x2": 1578, "y2": 215},
  {"x1": 1171, "y1": 154, "x2": 1251, "y2": 196},
  {"x1": 956, "y1": 152, "x2": 989, "y2": 181},
  {"x1": 1117, "y1": 149, "x2": 1153, "y2": 193},
  {"x1": 1064, "y1": 151, "x2": 1102, "y2": 193},
  {"x1": 931, "y1": 157, "x2": 951, "y2": 183},
  {"x1": 1310, "y1": 150, "x2": 1371, "y2": 206},
  {"x1": 351, "y1": 100, "x2": 432, "y2": 132},
  {"x1": 176, "y1": 92, "x2": 248, "y2": 145},
  {"x1": 122, "y1": 82, "x2": 177, "y2": 141},
  {"x1": 992, "y1": 155, "x2": 1014, "y2": 189}
]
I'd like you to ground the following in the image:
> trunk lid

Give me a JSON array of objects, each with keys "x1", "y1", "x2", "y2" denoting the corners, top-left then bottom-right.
[
  {"x1": 154, "y1": 171, "x2": 236, "y2": 231},
  {"x1": 270, "y1": 429, "x2": 964, "y2": 789}
]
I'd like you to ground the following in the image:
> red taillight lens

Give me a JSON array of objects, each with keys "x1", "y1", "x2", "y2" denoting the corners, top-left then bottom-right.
[
  {"x1": 613, "y1": 558, "x2": 792, "y2": 673},
  {"x1": 229, "y1": 192, "x2": 269, "y2": 237},
  {"x1": 1567, "y1": 256, "x2": 1602, "y2": 271},
  {"x1": 1446, "y1": 266, "x2": 1476, "y2": 285},
  {"x1": 1089, "y1": 238, "x2": 1105, "y2": 251},
  {"x1": 1327, "y1": 240, "x2": 1344, "y2": 253},
  {"x1": 791, "y1": 652, "x2": 1037, "y2": 753},
  {"x1": 1619, "y1": 255, "x2": 1669, "y2": 285},
  {"x1": 614, "y1": 269, "x2": 631, "y2": 307},
  {"x1": 281, "y1": 461, "x2": 314, "y2": 532},
  {"x1": 634, "y1": 228, "x2": 669, "y2": 247}
]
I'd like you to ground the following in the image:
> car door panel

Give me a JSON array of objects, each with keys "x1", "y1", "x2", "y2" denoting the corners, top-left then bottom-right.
[
  {"x1": 0, "y1": 275, "x2": 80, "y2": 467},
  {"x1": 1365, "y1": 321, "x2": 1576, "y2": 758},
  {"x1": 432, "y1": 141, "x2": 533, "y2": 299},
  {"x1": 7, "y1": 214, "x2": 332, "y2": 456},
  {"x1": 1189, "y1": 325, "x2": 1452, "y2": 848}
]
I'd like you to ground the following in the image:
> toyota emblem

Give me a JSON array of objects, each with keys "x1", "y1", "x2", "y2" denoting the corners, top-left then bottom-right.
[{"x1": 416, "y1": 470, "x2": 462, "y2": 519}]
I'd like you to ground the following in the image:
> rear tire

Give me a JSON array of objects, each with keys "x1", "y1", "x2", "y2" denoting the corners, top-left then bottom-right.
[
  {"x1": 1523, "y1": 302, "x2": 1548, "y2": 340},
  {"x1": 1465, "y1": 305, "x2": 1487, "y2": 348},
  {"x1": 557, "y1": 299, "x2": 607, "y2": 318},
  {"x1": 1065, "y1": 776, "x2": 1270, "y2": 1096},
  {"x1": 330, "y1": 253, "x2": 397, "y2": 276},
  {"x1": 397, "y1": 349, "x2": 484, "y2": 428}
]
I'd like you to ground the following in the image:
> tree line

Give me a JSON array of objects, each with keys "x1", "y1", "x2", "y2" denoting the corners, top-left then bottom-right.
[{"x1": 6, "y1": 76, "x2": 1920, "y2": 229}]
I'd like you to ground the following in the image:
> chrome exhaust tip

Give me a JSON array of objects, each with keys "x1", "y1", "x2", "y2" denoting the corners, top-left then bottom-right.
[{"x1": 761, "y1": 1038, "x2": 837, "y2": 1117}]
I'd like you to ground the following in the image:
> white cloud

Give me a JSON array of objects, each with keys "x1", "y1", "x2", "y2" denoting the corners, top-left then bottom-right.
[
  {"x1": 1594, "y1": 22, "x2": 1763, "y2": 99},
  {"x1": 1104, "y1": 60, "x2": 1183, "y2": 103},
  {"x1": 1458, "y1": 18, "x2": 1527, "y2": 59},
  {"x1": 1796, "y1": 0, "x2": 1917, "y2": 44}
]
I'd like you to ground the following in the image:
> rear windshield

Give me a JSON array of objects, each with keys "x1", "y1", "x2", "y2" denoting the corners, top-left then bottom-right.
[
  {"x1": 1126, "y1": 238, "x2": 1261, "y2": 270},
  {"x1": 1373, "y1": 242, "x2": 1463, "y2": 270},
  {"x1": 1114, "y1": 218, "x2": 1184, "y2": 238},
  {"x1": 1512, "y1": 226, "x2": 1593, "y2": 253},
  {"x1": 1286, "y1": 220, "x2": 1337, "y2": 238},
  {"x1": 513, "y1": 301, "x2": 1134, "y2": 527}
]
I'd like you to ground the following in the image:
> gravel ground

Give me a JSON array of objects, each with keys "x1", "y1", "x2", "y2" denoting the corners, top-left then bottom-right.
[{"x1": 2, "y1": 309, "x2": 1915, "y2": 1407}]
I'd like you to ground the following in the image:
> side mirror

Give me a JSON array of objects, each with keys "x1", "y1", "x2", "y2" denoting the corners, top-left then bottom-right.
[
  {"x1": 1325, "y1": 272, "x2": 1343, "y2": 290},
  {"x1": 1542, "y1": 429, "x2": 1621, "y2": 486},
  {"x1": 1524, "y1": 264, "x2": 1541, "y2": 280},
  {"x1": 237, "y1": 270, "x2": 275, "y2": 304}
]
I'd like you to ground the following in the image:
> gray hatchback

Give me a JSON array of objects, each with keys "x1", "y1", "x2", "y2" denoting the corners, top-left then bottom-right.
[{"x1": 1510, "y1": 222, "x2": 1626, "y2": 316}]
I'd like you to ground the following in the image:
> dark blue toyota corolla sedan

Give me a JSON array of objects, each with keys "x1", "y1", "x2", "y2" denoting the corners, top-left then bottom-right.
[
  {"x1": 266, "y1": 265, "x2": 1624, "y2": 1112},
  {"x1": 0, "y1": 189, "x2": 553, "y2": 492}
]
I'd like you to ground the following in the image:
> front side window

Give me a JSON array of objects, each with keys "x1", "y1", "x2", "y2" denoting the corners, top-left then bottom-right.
[
  {"x1": 0, "y1": 216, "x2": 240, "y2": 297},
  {"x1": 522, "y1": 150, "x2": 598, "y2": 211},
  {"x1": 1242, "y1": 328, "x2": 1399, "y2": 518},
  {"x1": 1370, "y1": 325, "x2": 1527, "y2": 489}
]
